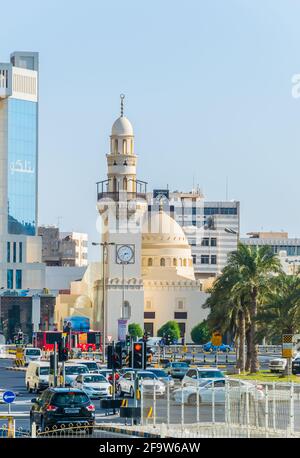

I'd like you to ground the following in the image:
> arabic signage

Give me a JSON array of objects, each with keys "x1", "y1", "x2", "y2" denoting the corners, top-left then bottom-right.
[{"x1": 10, "y1": 160, "x2": 35, "y2": 175}]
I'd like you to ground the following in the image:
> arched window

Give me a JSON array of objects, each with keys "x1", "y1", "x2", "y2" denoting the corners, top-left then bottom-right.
[
  {"x1": 160, "y1": 258, "x2": 165, "y2": 267},
  {"x1": 183, "y1": 259, "x2": 187, "y2": 267},
  {"x1": 173, "y1": 258, "x2": 177, "y2": 266},
  {"x1": 123, "y1": 139, "x2": 127, "y2": 154},
  {"x1": 130, "y1": 139, "x2": 133, "y2": 154},
  {"x1": 114, "y1": 139, "x2": 118, "y2": 153},
  {"x1": 148, "y1": 258, "x2": 153, "y2": 267},
  {"x1": 113, "y1": 177, "x2": 117, "y2": 192},
  {"x1": 123, "y1": 301, "x2": 131, "y2": 319},
  {"x1": 123, "y1": 177, "x2": 128, "y2": 190}
]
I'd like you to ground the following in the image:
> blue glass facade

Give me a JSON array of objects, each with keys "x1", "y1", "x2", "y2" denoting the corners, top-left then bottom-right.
[{"x1": 7, "y1": 99, "x2": 37, "y2": 236}]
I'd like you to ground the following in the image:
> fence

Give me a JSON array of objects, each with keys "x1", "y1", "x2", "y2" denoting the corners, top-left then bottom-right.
[{"x1": 139, "y1": 379, "x2": 300, "y2": 438}]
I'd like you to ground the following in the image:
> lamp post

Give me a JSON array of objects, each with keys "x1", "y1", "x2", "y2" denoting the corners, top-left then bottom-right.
[{"x1": 92, "y1": 241, "x2": 115, "y2": 360}]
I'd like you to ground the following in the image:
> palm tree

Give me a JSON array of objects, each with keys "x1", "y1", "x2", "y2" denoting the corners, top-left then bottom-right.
[
  {"x1": 257, "y1": 273, "x2": 300, "y2": 339},
  {"x1": 204, "y1": 264, "x2": 249, "y2": 371},
  {"x1": 227, "y1": 244, "x2": 282, "y2": 373}
]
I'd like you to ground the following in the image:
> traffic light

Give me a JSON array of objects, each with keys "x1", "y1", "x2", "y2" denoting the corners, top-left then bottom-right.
[
  {"x1": 133, "y1": 342, "x2": 146, "y2": 369},
  {"x1": 58, "y1": 343, "x2": 68, "y2": 362},
  {"x1": 142, "y1": 332, "x2": 148, "y2": 343},
  {"x1": 113, "y1": 344, "x2": 122, "y2": 370},
  {"x1": 125, "y1": 334, "x2": 131, "y2": 347},
  {"x1": 107, "y1": 345, "x2": 114, "y2": 369}
]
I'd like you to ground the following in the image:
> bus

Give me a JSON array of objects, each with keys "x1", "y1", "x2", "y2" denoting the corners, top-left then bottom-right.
[{"x1": 32, "y1": 330, "x2": 102, "y2": 352}]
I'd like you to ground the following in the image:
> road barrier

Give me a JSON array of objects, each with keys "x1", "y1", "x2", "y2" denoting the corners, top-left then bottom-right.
[{"x1": 140, "y1": 378, "x2": 300, "y2": 438}]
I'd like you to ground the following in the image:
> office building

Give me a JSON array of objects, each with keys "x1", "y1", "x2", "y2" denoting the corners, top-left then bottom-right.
[{"x1": 0, "y1": 51, "x2": 45, "y2": 290}]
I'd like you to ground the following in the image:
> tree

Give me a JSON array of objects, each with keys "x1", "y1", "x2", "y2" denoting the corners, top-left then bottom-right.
[
  {"x1": 257, "y1": 273, "x2": 300, "y2": 339},
  {"x1": 224, "y1": 244, "x2": 281, "y2": 373},
  {"x1": 191, "y1": 320, "x2": 210, "y2": 344},
  {"x1": 128, "y1": 323, "x2": 143, "y2": 338},
  {"x1": 157, "y1": 321, "x2": 181, "y2": 343}
]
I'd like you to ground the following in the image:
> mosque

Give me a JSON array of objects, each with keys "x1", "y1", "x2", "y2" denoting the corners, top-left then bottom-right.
[{"x1": 55, "y1": 97, "x2": 208, "y2": 342}]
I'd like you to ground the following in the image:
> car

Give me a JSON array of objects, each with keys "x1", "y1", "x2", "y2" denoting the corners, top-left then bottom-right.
[
  {"x1": 269, "y1": 358, "x2": 287, "y2": 373},
  {"x1": 72, "y1": 373, "x2": 111, "y2": 399},
  {"x1": 292, "y1": 357, "x2": 300, "y2": 374},
  {"x1": 97, "y1": 369, "x2": 121, "y2": 384},
  {"x1": 165, "y1": 361, "x2": 189, "y2": 379},
  {"x1": 30, "y1": 388, "x2": 95, "y2": 434},
  {"x1": 69, "y1": 359, "x2": 100, "y2": 374},
  {"x1": 24, "y1": 347, "x2": 42, "y2": 365},
  {"x1": 26, "y1": 361, "x2": 50, "y2": 393},
  {"x1": 203, "y1": 342, "x2": 232, "y2": 353},
  {"x1": 183, "y1": 367, "x2": 225, "y2": 386},
  {"x1": 49, "y1": 364, "x2": 90, "y2": 387},
  {"x1": 146, "y1": 368, "x2": 175, "y2": 388},
  {"x1": 172, "y1": 378, "x2": 265, "y2": 405},
  {"x1": 116, "y1": 370, "x2": 166, "y2": 397}
]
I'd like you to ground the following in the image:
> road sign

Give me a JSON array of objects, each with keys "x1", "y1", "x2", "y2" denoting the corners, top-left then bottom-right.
[
  {"x1": 212, "y1": 331, "x2": 222, "y2": 347},
  {"x1": 282, "y1": 334, "x2": 293, "y2": 358},
  {"x1": 2, "y1": 391, "x2": 16, "y2": 404}
]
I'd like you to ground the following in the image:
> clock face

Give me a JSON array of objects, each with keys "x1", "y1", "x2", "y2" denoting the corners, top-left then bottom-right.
[{"x1": 117, "y1": 245, "x2": 134, "y2": 263}]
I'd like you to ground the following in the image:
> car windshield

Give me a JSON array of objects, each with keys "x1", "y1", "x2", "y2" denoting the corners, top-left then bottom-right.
[
  {"x1": 83, "y1": 375, "x2": 107, "y2": 383},
  {"x1": 150, "y1": 370, "x2": 167, "y2": 377},
  {"x1": 172, "y1": 363, "x2": 188, "y2": 368},
  {"x1": 40, "y1": 367, "x2": 49, "y2": 375},
  {"x1": 81, "y1": 362, "x2": 98, "y2": 371},
  {"x1": 52, "y1": 392, "x2": 89, "y2": 406},
  {"x1": 26, "y1": 349, "x2": 40, "y2": 355},
  {"x1": 65, "y1": 366, "x2": 88, "y2": 375},
  {"x1": 198, "y1": 371, "x2": 224, "y2": 378},
  {"x1": 138, "y1": 372, "x2": 157, "y2": 380}
]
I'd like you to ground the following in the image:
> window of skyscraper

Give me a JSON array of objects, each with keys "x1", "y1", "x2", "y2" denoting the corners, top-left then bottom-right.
[
  {"x1": 201, "y1": 255, "x2": 209, "y2": 264},
  {"x1": 19, "y1": 242, "x2": 23, "y2": 263},
  {"x1": 201, "y1": 238, "x2": 210, "y2": 246},
  {"x1": 211, "y1": 255, "x2": 217, "y2": 264},
  {"x1": 7, "y1": 242, "x2": 10, "y2": 263},
  {"x1": 7, "y1": 269, "x2": 13, "y2": 289},
  {"x1": 16, "y1": 270, "x2": 22, "y2": 289},
  {"x1": 7, "y1": 99, "x2": 37, "y2": 236},
  {"x1": 211, "y1": 238, "x2": 217, "y2": 246},
  {"x1": 13, "y1": 242, "x2": 16, "y2": 263}
]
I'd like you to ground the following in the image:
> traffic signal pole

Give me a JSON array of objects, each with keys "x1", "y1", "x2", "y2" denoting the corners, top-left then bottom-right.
[{"x1": 54, "y1": 343, "x2": 57, "y2": 388}]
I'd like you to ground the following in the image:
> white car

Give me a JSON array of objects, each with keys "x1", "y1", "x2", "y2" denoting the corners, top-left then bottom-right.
[
  {"x1": 172, "y1": 378, "x2": 265, "y2": 405},
  {"x1": 182, "y1": 367, "x2": 226, "y2": 387},
  {"x1": 73, "y1": 373, "x2": 111, "y2": 399},
  {"x1": 269, "y1": 358, "x2": 287, "y2": 373},
  {"x1": 117, "y1": 370, "x2": 166, "y2": 397},
  {"x1": 69, "y1": 359, "x2": 100, "y2": 373}
]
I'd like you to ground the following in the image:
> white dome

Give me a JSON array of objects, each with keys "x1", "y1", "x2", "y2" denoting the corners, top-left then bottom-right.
[
  {"x1": 142, "y1": 211, "x2": 189, "y2": 245},
  {"x1": 111, "y1": 116, "x2": 133, "y2": 136}
]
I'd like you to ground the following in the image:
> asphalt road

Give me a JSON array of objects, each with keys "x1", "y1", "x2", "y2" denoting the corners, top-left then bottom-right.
[{"x1": 0, "y1": 352, "x2": 291, "y2": 436}]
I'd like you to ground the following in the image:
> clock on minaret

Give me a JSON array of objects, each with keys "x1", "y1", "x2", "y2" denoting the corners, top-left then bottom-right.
[{"x1": 116, "y1": 244, "x2": 135, "y2": 264}]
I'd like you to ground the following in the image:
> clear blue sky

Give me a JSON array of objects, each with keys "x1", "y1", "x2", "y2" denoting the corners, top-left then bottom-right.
[{"x1": 1, "y1": 0, "x2": 300, "y2": 260}]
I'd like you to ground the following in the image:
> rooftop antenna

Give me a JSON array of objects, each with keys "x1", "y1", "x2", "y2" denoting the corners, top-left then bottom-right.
[{"x1": 120, "y1": 93, "x2": 125, "y2": 117}]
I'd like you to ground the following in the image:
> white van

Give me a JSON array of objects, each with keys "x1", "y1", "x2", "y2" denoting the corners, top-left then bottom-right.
[
  {"x1": 26, "y1": 361, "x2": 50, "y2": 393},
  {"x1": 24, "y1": 347, "x2": 42, "y2": 365}
]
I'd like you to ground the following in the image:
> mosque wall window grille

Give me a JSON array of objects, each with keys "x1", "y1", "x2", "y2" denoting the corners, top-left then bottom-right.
[
  {"x1": 173, "y1": 258, "x2": 177, "y2": 267},
  {"x1": 148, "y1": 258, "x2": 153, "y2": 267},
  {"x1": 160, "y1": 258, "x2": 165, "y2": 267}
]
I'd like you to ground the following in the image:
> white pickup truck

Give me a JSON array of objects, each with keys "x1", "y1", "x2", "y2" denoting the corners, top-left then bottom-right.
[{"x1": 269, "y1": 352, "x2": 300, "y2": 373}]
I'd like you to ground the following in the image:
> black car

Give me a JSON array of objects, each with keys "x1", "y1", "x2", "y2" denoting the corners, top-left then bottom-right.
[
  {"x1": 292, "y1": 358, "x2": 300, "y2": 374},
  {"x1": 30, "y1": 388, "x2": 95, "y2": 434}
]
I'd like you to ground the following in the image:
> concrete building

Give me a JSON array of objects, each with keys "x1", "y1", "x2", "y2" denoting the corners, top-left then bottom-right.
[
  {"x1": 242, "y1": 231, "x2": 300, "y2": 274},
  {"x1": 38, "y1": 226, "x2": 88, "y2": 267},
  {"x1": 0, "y1": 52, "x2": 45, "y2": 290}
]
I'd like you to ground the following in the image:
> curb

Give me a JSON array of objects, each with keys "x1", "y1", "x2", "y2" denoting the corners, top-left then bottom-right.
[
  {"x1": 6, "y1": 366, "x2": 26, "y2": 371},
  {"x1": 96, "y1": 424, "x2": 161, "y2": 438}
]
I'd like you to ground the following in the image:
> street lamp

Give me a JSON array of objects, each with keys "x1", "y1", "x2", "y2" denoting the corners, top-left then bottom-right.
[{"x1": 92, "y1": 241, "x2": 115, "y2": 359}]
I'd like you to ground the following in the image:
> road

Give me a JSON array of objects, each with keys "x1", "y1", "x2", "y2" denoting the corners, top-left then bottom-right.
[{"x1": 0, "y1": 352, "x2": 293, "y2": 436}]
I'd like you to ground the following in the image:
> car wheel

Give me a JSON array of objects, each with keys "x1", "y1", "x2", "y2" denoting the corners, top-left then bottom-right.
[
  {"x1": 187, "y1": 393, "x2": 201, "y2": 405},
  {"x1": 27, "y1": 383, "x2": 32, "y2": 393},
  {"x1": 34, "y1": 384, "x2": 39, "y2": 394},
  {"x1": 130, "y1": 387, "x2": 134, "y2": 398},
  {"x1": 117, "y1": 385, "x2": 123, "y2": 397}
]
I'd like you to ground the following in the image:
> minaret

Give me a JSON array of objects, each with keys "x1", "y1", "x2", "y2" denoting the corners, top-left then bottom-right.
[{"x1": 107, "y1": 94, "x2": 137, "y2": 194}]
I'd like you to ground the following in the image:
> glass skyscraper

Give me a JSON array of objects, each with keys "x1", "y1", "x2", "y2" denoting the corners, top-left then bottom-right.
[{"x1": 0, "y1": 52, "x2": 44, "y2": 290}]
